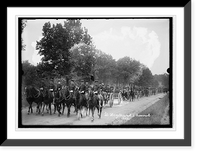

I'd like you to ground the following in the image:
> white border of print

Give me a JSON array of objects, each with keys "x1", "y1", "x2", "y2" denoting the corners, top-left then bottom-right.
[{"x1": 7, "y1": 7, "x2": 184, "y2": 139}]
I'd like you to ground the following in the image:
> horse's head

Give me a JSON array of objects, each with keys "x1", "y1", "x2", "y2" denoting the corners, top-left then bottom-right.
[
  {"x1": 41, "y1": 88, "x2": 48, "y2": 98},
  {"x1": 24, "y1": 86, "x2": 27, "y2": 96},
  {"x1": 24, "y1": 86, "x2": 34, "y2": 98}
]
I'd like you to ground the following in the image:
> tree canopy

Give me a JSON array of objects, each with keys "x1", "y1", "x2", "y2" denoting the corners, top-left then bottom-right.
[
  {"x1": 36, "y1": 20, "x2": 92, "y2": 78},
  {"x1": 22, "y1": 19, "x2": 169, "y2": 88}
]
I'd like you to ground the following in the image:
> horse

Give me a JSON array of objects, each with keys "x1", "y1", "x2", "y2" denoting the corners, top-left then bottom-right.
[
  {"x1": 107, "y1": 92, "x2": 114, "y2": 107},
  {"x1": 54, "y1": 89, "x2": 65, "y2": 117},
  {"x1": 98, "y1": 92, "x2": 104, "y2": 115},
  {"x1": 117, "y1": 91, "x2": 123, "y2": 104},
  {"x1": 129, "y1": 89, "x2": 135, "y2": 102},
  {"x1": 87, "y1": 90, "x2": 103, "y2": 122},
  {"x1": 61, "y1": 87, "x2": 74, "y2": 117},
  {"x1": 24, "y1": 86, "x2": 43, "y2": 115},
  {"x1": 101, "y1": 91, "x2": 109, "y2": 107},
  {"x1": 76, "y1": 90, "x2": 88, "y2": 120},
  {"x1": 41, "y1": 88, "x2": 54, "y2": 116},
  {"x1": 121, "y1": 90, "x2": 128, "y2": 101}
]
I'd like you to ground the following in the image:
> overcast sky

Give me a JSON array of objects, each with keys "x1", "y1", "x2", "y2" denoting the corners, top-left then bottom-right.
[{"x1": 22, "y1": 18, "x2": 169, "y2": 75}]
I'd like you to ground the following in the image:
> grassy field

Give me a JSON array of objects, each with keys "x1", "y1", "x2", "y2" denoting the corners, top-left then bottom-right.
[{"x1": 124, "y1": 94, "x2": 170, "y2": 125}]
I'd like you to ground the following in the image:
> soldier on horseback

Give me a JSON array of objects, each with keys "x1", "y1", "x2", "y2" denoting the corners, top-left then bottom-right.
[
  {"x1": 57, "y1": 81, "x2": 62, "y2": 91},
  {"x1": 69, "y1": 79, "x2": 76, "y2": 93},
  {"x1": 93, "y1": 80, "x2": 99, "y2": 95},
  {"x1": 79, "y1": 79, "x2": 86, "y2": 94},
  {"x1": 85, "y1": 81, "x2": 89, "y2": 92},
  {"x1": 49, "y1": 78, "x2": 55, "y2": 104}
]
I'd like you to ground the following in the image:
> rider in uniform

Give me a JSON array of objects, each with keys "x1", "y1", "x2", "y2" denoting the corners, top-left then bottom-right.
[
  {"x1": 107, "y1": 85, "x2": 111, "y2": 93},
  {"x1": 93, "y1": 80, "x2": 99, "y2": 95},
  {"x1": 85, "y1": 81, "x2": 90, "y2": 93},
  {"x1": 79, "y1": 79, "x2": 86, "y2": 94},
  {"x1": 110, "y1": 85, "x2": 114, "y2": 93},
  {"x1": 49, "y1": 78, "x2": 55, "y2": 104},
  {"x1": 57, "y1": 81, "x2": 62, "y2": 91},
  {"x1": 100, "y1": 83, "x2": 104, "y2": 92},
  {"x1": 39, "y1": 78, "x2": 45, "y2": 91},
  {"x1": 69, "y1": 79, "x2": 76, "y2": 93}
]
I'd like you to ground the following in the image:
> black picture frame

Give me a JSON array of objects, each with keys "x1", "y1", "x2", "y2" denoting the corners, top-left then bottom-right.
[{"x1": 2, "y1": 1, "x2": 191, "y2": 146}]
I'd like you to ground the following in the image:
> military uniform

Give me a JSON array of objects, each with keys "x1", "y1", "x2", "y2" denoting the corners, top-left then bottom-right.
[
  {"x1": 79, "y1": 82, "x2": 86, "y2": 94},
  {"x1": 101, "y1": 84, "x2": 106, "y2": 92},
  {"x1": 49, "y1": 81, "x2": 55, "y2": 92},
  {"x1": 85, "y1": 82, "x2": 90, "y2": 93},
  {"x1": 110, "y1": 86, "x2": 114, "y2": 93},
  {"x1": 93, "y1": 80, "x2": 99, "y2": 94},
  {"x1": 49, "y1": 80, "x2": 55, "y2": 104},
  {"x1": 69, "y1": 80, "x2": 76, "y2": 92},
  {"x1": 57, "y1": 82, "x2": 62, "y2": 91}
]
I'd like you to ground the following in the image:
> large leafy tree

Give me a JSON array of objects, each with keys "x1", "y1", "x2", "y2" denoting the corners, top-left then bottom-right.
[
  {"x1": 22, "y1": 60, "x2": 39, "y2": 86},
  {"x1": 21, "y1": 19, "x2": 27, "y2": 51},
  {"x1": 94, "y1": 50, "x2": 116, "y2": 83},
  {"x1": 70, "y1": 43, "x2": 96, "y2": 81},
  {"x1": 36, "y1": 20, "x2": 92, "y2": 78},
  {"x1": 154, "y1": 73, "x2": 169, "y2": 88},
  {"x1": 136, "y1": 67, "x2": 154, "y2": 87},
  {"x1": 116, "y1": 56, "x2": 141, "y2": 85}
]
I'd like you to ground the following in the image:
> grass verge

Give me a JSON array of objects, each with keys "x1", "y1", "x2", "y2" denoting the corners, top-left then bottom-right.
[{"x1": 124, "y1": 94, "x2": 170, "y2": 125}]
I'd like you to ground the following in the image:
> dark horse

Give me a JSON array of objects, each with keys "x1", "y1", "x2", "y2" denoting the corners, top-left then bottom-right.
[
  {"x1": 76, "y1": 90, "x2": 88, "y2": 120},
  {"x1": 129, "y1": 88, "x2": 135, "y2": 102},
  {"x1": 87, "y1": 91, "x2": 103, "y2": 122},
  {"x1": 60, "y1": 87, "x2": 75, "y2": 117},
  {"x1": 41, "y1": 88, "x2": 54, "y2": 116},
  {"x1": 54, "y1": 89, "x2": 65, "y2": 117},
  {"x1": 24, "y1": 86, "x2": 43, "y2": 115}
]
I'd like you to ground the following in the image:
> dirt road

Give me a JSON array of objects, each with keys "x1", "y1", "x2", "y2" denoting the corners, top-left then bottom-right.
[{"x1": 21, "y1": 93, "x2": 166, "y2": 126}]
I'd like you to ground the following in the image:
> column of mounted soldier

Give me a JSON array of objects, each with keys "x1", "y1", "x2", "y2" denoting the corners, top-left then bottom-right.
[
  {"x1": 24, "y1": 77, "x2": 116, "y2": 122},
  {"x1": 24, "y1": 77, "x2": 166, "y2": 122}
]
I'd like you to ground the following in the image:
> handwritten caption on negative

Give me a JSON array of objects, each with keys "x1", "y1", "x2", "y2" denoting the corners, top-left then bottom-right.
[{"x1": 104, "y1": 112, "x2": 151, "y2": 121}]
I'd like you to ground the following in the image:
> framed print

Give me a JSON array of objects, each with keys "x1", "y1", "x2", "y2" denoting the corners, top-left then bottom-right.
[{"x1": 2, "y1": 1, "x2": 191, "y2": 146}]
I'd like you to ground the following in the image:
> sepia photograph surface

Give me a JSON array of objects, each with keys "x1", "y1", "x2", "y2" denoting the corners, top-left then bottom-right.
[{"x1": 20, "y1": 18, "x2": 171, "y2": 128}]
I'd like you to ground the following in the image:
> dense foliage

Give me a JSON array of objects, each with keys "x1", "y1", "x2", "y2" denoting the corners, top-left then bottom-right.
[{"x1": 22, "y1": 19, "x2": 169, "y2": 88}]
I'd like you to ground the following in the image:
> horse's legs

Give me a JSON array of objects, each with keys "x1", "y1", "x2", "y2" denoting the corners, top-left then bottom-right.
[
  {"x1": 31, "y1": 104, "x2": 33, "y2": 114},
  {"x1": 46, "y1": 104, "x2": 49, "y2": 113},
  {"x1": 77, "y1": 108, "x2": 81, "y2": 120},
  {"x1": 88, "y1": 108, "x2": 90, "y2": 116},
  {"x1": 67, "y1": 104, "x2": 71, "y2": 117},
  {"x1": 41, "y1": 103, "x2": 43, "y2": 116},
  {"x1": 62, "y1": 102, "x2": 65, "y2": 115},
  {"x1": 54, "y1": 104, "x2": 56, "y2": 114},
  {"x1": 28, "y1": 102, "x2": 32, "y2": 115},
  {"x1": 57, "y1": 103, "x2": 61, "y2": 117},
  {"x1": 49, "y1": 103, "x2": 52, "y2": 115},
  {"x1": 96, "y1": 106, "x2": 100, "y2": 118},
  {"x1": 80, "y1": 107, "x2": 83, "y2": 118},
  {"x1": 38, "y1": 103, "x2": 42, "y2": 114},
  {"x1": 67, "y1": 105, "x2": 71, "y2": 117},
  {"x1": 99, "y1": 106, "x2": 102, "y2": 119},
  {"x1": 91, "y1": 107, "x2": 94, "y2": 122}
]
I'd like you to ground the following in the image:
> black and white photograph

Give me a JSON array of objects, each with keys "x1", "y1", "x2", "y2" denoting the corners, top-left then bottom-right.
[{"x1": 20, "y1": 18, "x2": 171, "y2": 127}]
